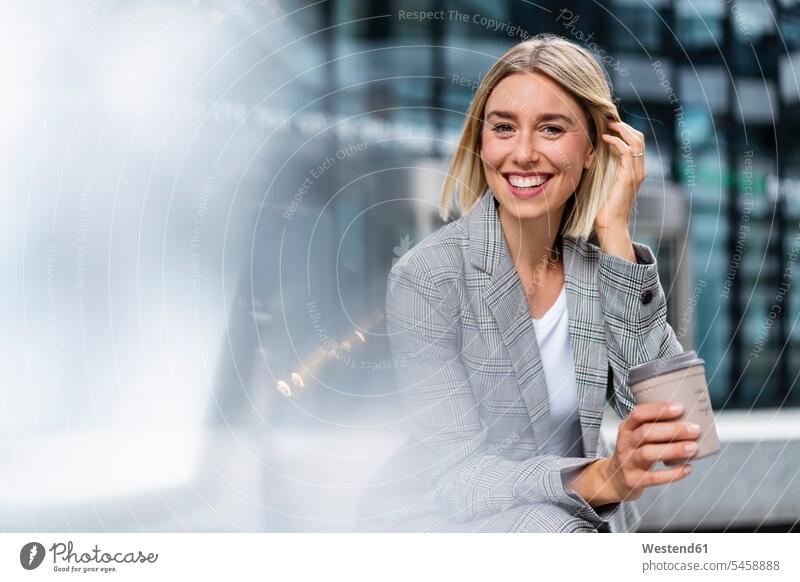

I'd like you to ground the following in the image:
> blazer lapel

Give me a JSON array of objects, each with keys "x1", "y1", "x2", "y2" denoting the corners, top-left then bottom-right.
[
  {"x1": 562, "y1": 235, "x2": 611, "y2": 458},
  {"x1": 468, "y1": 192, "x2": 610, "y2": 457},
  {"x1": 468, "y1": 193, "x2": 552, "y2": 451}
]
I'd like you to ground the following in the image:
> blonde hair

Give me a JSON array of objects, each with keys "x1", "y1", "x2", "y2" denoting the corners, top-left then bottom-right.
[{"x1": 439, "y1": 33, "x2": 622, "y2": 239}]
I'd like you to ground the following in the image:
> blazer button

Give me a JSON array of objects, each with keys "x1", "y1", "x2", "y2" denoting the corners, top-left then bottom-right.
[{"x1": 641, "y1": 290, "x2": 654, "y2": 305}]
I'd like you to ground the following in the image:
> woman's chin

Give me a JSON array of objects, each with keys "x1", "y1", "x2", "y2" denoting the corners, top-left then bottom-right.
[
  {"x1": 497, "y1": 204, "x2": 547, "y2": 222},
  {"x1": 495, "y1": 193, "x2": 542, "y2": 213}
]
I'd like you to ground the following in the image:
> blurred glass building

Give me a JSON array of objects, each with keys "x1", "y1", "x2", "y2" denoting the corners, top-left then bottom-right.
[{"x1": 3, "y1": 0, "x2": 799, "y2": 533}]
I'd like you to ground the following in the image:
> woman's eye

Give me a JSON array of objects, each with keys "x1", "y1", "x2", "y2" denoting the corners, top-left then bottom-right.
[
  {"x1": 491, "y1": 123, "x2": 514, "y2": 134},
  {"x1": 543, "y1": 125, "x2": 564, "y2": 136}
]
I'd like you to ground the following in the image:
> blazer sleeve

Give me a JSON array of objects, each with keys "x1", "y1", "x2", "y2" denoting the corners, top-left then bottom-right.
[
  {"x1": 385, "y1": 259, "x2": 622, "y2": 532},
  {"x1": 595, "y1": 240, "x2": 686, "y2": 420}
]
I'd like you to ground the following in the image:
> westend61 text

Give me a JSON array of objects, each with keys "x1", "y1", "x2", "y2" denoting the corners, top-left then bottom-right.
[{"x1": 642, "y1": 543, "x2": 708, "y2": 554}]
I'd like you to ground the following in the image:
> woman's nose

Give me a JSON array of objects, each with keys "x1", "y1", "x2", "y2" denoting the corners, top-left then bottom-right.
[{"x1": 512, "y1": 137, "x2": 540, "y2": 165}]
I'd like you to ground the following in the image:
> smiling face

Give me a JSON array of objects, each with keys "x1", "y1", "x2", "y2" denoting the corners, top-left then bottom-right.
[{"x1": 480, "y1": 72, "x2": 596, "y2": 228}]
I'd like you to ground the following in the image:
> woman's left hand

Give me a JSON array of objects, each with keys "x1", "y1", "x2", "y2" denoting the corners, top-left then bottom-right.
[{"x1": 595, "y1": 120, "x2": 646, "y2": 235}]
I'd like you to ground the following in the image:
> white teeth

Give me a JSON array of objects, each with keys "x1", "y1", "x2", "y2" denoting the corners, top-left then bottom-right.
[{"x1": 507, "y1": 175, "x2": 549, "y2": 188}]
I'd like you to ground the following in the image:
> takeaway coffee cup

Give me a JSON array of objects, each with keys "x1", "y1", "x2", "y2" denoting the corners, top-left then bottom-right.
[{"x1": 628, "y1": 351, "x2": 720, "y2": 466}]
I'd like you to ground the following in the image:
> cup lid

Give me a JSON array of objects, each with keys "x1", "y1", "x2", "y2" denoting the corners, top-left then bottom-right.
[{"x1": 628, "y1": 350, "x2": 705, "y2": 386}]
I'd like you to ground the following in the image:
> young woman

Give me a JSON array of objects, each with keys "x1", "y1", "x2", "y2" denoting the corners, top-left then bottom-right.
[{"x1": 380, "y1": 34, "x2": 701, "y2": 533}]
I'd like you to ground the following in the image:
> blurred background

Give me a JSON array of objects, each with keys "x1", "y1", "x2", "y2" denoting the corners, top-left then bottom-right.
[{"x1": 2, "y1": 0, "x2": 800, "y2": 533}]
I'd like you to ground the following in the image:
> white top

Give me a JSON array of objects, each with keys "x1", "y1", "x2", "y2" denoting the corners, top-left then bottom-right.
[{"x1": 531, "y1": 284, "x2": 584, "y2": 458}]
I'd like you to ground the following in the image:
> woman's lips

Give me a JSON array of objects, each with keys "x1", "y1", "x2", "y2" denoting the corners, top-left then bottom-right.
[{"x1": 504, "y1": 174, "x2": 552, "y2": 199}]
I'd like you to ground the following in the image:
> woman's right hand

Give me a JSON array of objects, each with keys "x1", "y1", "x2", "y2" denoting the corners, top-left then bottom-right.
[{"x1": 602, "y1": 401, "x2": 701, "y2": 502}]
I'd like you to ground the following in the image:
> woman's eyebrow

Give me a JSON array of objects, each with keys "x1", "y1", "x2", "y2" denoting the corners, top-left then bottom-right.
[
  {"x1": 486, "y1": 110, "x2": 575, "y2": 125},
  {"x1": 485, "y1": 110, "x2": 517, "y2": 121}
]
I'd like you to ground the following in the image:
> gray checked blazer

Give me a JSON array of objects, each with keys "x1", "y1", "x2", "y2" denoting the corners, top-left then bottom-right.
[{"x1": 367, "y1": 190, "x2": 684, "y2": 533}]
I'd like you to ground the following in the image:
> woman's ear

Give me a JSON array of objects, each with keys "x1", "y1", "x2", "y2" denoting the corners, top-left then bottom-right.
[
  {"x1": 583, "y1": 142, "x2": 596, "y2": 170},
  {"x1": 583, "y1": 119, "x2": 599, "y2": 170}
]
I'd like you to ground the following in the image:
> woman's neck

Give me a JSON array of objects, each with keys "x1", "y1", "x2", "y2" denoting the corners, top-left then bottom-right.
[{"x1": 497, "y1": 205, "x2": 566, "y2": 276}]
